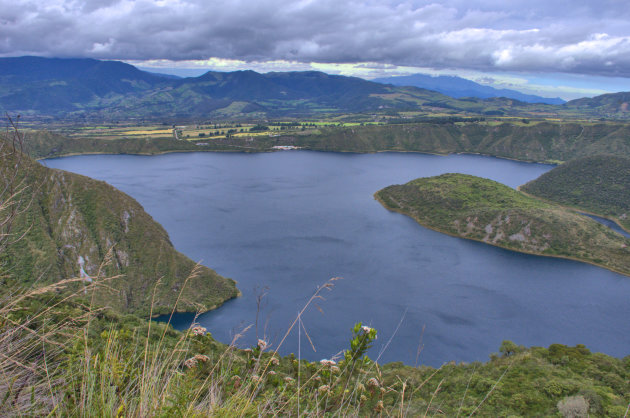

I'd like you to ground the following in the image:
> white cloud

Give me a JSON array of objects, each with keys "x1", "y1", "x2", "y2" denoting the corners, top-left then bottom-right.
[{"x1": 2, "y1": 0, "x2": 630, "y2": 77}]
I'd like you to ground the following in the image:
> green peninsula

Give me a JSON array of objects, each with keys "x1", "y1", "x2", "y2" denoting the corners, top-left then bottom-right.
[
  {"x1": 521, "y1": 155, "x2": 630, "y2": 232},
  {"x1": 375, "y1": 173, "x2": 630, "y2": 276}
]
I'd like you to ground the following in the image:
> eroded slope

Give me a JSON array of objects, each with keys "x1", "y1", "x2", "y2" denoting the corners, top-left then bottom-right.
[{"x1": 1, "y1": 141, "x2": 238, "y2": 315}]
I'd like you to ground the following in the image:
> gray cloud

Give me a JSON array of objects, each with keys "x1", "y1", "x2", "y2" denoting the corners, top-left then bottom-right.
[{"x1": 2, "y1": 0, "x2": 630, "y2": 76}]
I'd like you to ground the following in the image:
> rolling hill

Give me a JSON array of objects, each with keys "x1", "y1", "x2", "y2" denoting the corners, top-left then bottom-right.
[
  {"x1": 565, "y1": 92, "x2": 630, "y2": 119},
  {"x1": 0, "y1": 56, "x2": 166, "y2": 113},
  {"x1": 292, "y1": 121, "x2": 630, "y2": 163},
  {"x1": 520, "y1": 155, "x2": 630, "y2": 231}
]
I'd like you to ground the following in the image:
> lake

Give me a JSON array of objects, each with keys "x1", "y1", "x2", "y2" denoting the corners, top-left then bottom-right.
[{"x1": 43, "y1": 151, "x2": 630, "y2": 366}]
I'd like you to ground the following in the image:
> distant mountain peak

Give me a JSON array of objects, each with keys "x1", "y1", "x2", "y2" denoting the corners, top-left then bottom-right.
[{"x1": 372, "y1": 73, "x2": 565, "y2": 105}]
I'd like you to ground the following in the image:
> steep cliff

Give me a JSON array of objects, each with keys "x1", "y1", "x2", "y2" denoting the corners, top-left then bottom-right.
[{"x1": 1, "y1": 138, "x2": 238, "y2": 316}]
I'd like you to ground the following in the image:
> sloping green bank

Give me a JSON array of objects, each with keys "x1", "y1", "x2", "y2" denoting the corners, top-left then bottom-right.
[
  {"x1": 521, "y1": 155, "x2": 630, "y2": 231},
  {"x1": 21, "y1": 129, "x2": 275, "y2": 159},
  {"x1": 23, "y1": 121, "x2": 630, "y2": 164},
  {"x1": 1, "y1": 140, "x2": 238, "y2": 316},
  {"x1": 376, "y1": 173, "x2": 630, "y2": 276},
  {"x1": 296, "y1": 121, "x2": 630, "y2": 162}
]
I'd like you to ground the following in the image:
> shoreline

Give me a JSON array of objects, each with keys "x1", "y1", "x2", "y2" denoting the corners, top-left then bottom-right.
[
  {"x1": 37, "y1": 144, "x2": 563, "y2": 166},
  {"x1": 517, "y1": 187, "x2": 630, "y2": 234},
  {"x1": 36, "y1": 147, "x2": 270, "y2": 161},
  {"x1": 150, "y1": 288, "x2": 243, "y2": 319},
  {"x1": 373, "y1": 192, "x2": 630, "y2": 278}
]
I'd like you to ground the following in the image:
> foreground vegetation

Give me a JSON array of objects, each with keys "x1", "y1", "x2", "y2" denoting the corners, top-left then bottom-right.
[
  {"x1": 376, "y1": 174, "x2": 630, "y2": 276},
  {"x1": 521, "y1": 155, "x2": 630, "y2": 231},
  {"x1": 1, "y1": 277, "x2": 628, "y2": 416}
]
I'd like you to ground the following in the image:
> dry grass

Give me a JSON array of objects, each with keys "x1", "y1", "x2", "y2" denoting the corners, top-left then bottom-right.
[{"x1": 0, "y1": 265, "x2": 417, "y2": 416}]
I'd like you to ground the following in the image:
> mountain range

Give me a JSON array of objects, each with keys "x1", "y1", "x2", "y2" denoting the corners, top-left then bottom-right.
[
  {"x1": 0, "y1": 56, "x2": 628, "y2": 120},
  {"x1": 372, "y1": 73, "x2": 565, "y2": 105}
]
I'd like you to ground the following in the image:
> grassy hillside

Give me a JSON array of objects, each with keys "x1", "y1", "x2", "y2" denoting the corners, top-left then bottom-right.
[
  {"x1": 521, "y1": 155, "x2": 630, "y2": 231},
  {"x1": 295, "y1": 121, "x2": 630, "y2": 162},
  {"x1": 375, "y1": 174, "x2": 630, "y2": 276},
  {"x1": 566, "y1": 91, "x2": 630, "y2": 119},
  {"x1": 0, "y1": 137, "x2": 238, "y2": 316},
  {"x1": 22, "y1": 120, "x2": 630, "y2": 164},
  {"x1": 20, "y1": 129, "x2": 276, "y2": 158}
]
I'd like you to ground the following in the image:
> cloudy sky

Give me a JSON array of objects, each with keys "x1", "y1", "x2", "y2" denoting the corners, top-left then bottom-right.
[{"x1": 2, "y1": 0, "x2": 630, "y2": 99}]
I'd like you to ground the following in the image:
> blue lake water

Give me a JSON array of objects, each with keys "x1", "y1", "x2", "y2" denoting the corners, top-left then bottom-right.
[
  {"x1": 43, "y1": 151, "x2": 630, "y2": 366},
  {"x1": 583, "y1": 214, "x2": 630, "y2": 238}
]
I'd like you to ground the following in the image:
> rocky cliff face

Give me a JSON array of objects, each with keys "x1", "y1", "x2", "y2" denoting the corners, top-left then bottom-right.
[{"x1": 1, "y1": 139, "x2": 238, "y2": 316}]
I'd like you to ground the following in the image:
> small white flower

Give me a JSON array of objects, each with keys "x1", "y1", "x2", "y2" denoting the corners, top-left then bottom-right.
[
  {"x1": 374, "y1": 400, "x2": 384, "y2": 412},
  {"x1": 367, "y1": 377, "x2": 380, "y2": 388},
  {"x1": 191, "y1": 325, "x2": 207, "y2": 336},
  {"x1": 183, "y1": 358, "x2": 197, "y2": 368},
  {"x1": 257, "y1": 339, "x2": 269, "y2": 350},
  {"x1": 194, "y1": 354, "x2": 209, "y2": 363},
  {"x1": 318, "y1": 385, "x2": 330, "y2": 394},
  {"x1": 360, "y1": 325, "x2": 377, "y2": 339}
]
